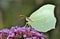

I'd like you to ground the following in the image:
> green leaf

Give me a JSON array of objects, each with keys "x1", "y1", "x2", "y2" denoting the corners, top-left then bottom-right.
[{"x1": 27, "y1": 4, "x2": 56, "y2": 32}]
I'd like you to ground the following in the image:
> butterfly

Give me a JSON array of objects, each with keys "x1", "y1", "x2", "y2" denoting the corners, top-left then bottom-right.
[{"x1": 26, "y1": 4, "x2": 56, "y2": 32}]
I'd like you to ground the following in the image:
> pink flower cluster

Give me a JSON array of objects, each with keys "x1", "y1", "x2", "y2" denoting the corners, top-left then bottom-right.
[{"x1": 0, "y1": 26, "x2": 45, "y2": 39}]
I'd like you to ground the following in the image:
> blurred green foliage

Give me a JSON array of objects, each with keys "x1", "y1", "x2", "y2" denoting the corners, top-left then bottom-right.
[{"x1": 0, "y1": 0, "x2": 60, "y2": 39}]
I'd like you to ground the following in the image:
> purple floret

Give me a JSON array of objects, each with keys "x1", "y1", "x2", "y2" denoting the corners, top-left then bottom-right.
[{"x1": 0, "y1": 26, "x2": 45, "y2": 39}]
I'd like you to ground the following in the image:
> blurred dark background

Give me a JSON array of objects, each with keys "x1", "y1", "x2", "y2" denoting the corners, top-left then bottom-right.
[{"x1": 0, "y1": 0, "x2": 60, "y2": 39}]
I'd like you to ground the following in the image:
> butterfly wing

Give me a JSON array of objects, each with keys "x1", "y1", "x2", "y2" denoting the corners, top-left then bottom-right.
[{"x1": 27, "y1": 4, "x2": 56, "y2": 32}]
